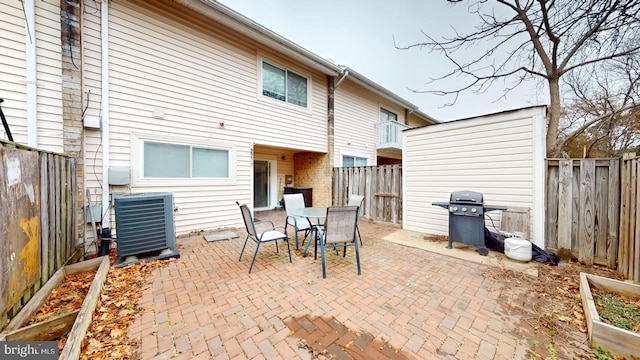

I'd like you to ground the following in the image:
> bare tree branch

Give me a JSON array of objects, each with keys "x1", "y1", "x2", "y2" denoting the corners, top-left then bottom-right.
[{"x1": 403, "y1": 0, "x2": 640, "y2": 156}]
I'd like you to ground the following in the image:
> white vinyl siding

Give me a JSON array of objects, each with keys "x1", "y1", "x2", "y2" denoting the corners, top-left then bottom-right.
[
  {"x1": 0, "y1": 1, "x2": 28, "y2": 143},
  {"x1": 82, "y1": 0, "x2": 329, "y2": 234},
  {"x1": 333, "y1": 80, "x2": 406, "y2": 167},
  {"x1": 402, "y1": 107, "x2": 547, "y2": 247},
  {"x1": 0, "y1": 0, "x2": 63, "y2": 152}
]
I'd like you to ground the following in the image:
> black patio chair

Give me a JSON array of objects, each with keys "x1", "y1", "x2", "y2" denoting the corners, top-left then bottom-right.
[
  {"x1": 316, "y1": 206, "x2": 361, "y2": 279},
  {"x1": 236, "y1": 201, "x2": 291, "y2": 273}
]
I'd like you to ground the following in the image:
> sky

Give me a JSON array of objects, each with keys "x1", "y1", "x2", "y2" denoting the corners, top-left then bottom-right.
[{"x1": 218, "y1": 0, "x2": 548, "y2": 121}]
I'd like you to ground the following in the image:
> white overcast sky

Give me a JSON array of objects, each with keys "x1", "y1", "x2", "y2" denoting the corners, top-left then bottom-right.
[{"x1": 218, "y1": 0, "x2": 548, "y2": 121}]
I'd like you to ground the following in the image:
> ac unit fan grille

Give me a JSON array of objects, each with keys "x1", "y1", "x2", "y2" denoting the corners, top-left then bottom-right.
[{"x1": 114, "y1": 194, "x2": 176, "y2": 257}]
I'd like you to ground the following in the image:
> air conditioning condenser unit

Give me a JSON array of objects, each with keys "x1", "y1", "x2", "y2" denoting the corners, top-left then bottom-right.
[{"x1": 113, "y1": 192, "x2": 180, "y2": 267}]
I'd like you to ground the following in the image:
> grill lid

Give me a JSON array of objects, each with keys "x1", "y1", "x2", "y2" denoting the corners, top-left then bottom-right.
[{"x1": 450, "y1": 190, "x2": 483, "y2": 204}]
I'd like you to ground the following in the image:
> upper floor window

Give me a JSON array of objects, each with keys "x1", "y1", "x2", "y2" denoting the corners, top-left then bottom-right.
[
  {"x1": 380, "y1": 108, "x2": 398, "y2": 122},
  {"x1": 343, "y1": 155, "x2": 367, "y2": 167},
  {"x1": 143, "y1": 141, "x2": 229, "y2": 178},
  {"x1": 262, "y1": 61, "x2": 308, "y2": 108}
]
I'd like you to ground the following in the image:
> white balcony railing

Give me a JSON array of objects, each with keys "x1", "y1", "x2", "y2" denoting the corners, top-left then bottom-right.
[{"x1": 375, "y1": 121, "x2": 410, "y2": 150}]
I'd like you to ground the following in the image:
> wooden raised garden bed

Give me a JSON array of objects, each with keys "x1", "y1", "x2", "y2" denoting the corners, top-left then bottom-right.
[
  {"x1": 0, "y1": 256, "x2": 110, "y2": 360},
  {"x1": 579, "y1": 272, "x2": 640, "y2": 358}
]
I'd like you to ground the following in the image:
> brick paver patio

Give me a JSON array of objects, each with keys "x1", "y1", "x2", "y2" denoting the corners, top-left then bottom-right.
[{"x1": 127, "y1": 210, "x2": 583, "y2": 359}]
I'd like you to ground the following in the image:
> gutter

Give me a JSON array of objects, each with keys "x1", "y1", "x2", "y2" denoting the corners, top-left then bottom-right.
[
  {"x1": 25, "y1": 0, "x2": 37, "y2": 147},
  {"x1": 341, "y1": 66, "x2": 417, "y2": 110},
  {"x1": 101, "y1": 0, "x2": 111, "y2": 228}
]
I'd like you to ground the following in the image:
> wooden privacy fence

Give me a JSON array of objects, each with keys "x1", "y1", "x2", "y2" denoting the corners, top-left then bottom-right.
[
  {"x1": 332, "y1": 165, "x2": 402, "y2": 224},
  {"x1": 546, "y1": 158, "x2": 620, "y2": 267},
  {"x1": 0, "y1": 141, "x2": 78, "y2": 330},
  {"x1": 619, "y1": 153, "x2": 639, "y2": 282}
]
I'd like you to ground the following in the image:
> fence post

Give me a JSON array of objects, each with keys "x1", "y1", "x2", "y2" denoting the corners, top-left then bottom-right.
[
  {"x1": 606, "y1": 159, "x2": 620, "y2": 269},
  {"x1": 557, "y1": 159, "x2": 572, "y2": 260},
  {"x1": 618, "y1": 153, "x2": 637, "y2": 280}
]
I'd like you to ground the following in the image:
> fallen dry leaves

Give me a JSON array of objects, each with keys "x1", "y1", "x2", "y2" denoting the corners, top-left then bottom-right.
[
  {"x1": 79, "y1": 252, "x2": 170, "y2": 360},
  {"x1": 25, "y1": 249, "x2": 171, "y2": 359},
  {"x1": 27, "y1": 271, "x2": 95, "y2": 327},
  {"x1": 482, "y1": 260, "x2": 628, "y2": 359}
]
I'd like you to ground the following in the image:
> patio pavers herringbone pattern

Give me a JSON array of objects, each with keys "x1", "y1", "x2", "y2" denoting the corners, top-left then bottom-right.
[{"x1": 127, "y1": 211, "x2": 559, "y2": 359}]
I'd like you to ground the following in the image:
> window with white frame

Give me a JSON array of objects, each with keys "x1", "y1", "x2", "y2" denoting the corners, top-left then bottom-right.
[
  {"x1": 380, "y1": 107, "x2": 398, "y2": 122},
  {"x1": 143, "y1": 141, "x2": 229, "y2": 178},
  {"x1": 343, "y1": 155, "x2": 367, "y2": 167},
  {"x1": 262, "y1": 61, "x2": 308, "y2": 107}
]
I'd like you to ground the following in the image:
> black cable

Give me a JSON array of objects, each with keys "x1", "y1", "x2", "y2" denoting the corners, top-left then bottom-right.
[
  {"x1": 83, "y1": 0, "x2": 100, "y2": 15},
  {"x1": 82, "y1": 90, "x2": 91, "y2": 117},
  {"x1": 0, "y1": 99, "x2": 15, "y2": 142},
  {"x1": 63, "y1": 0, "x2": 79, "y2": 70},
  {"x1": 484, "y1": 213, "x2": 503, "y2": 234}
]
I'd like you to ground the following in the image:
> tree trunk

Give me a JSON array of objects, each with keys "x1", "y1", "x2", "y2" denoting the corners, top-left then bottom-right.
[{"x1": 546, "y1": 77, "x2": 562, "y2": 157}]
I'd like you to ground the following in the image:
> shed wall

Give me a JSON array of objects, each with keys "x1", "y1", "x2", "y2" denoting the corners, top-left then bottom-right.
[{"x1": 402, "y1": 107, "x2": 546, "y2": 247}]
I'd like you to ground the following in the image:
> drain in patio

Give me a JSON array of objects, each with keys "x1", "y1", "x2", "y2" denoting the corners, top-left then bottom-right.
[{"x1": 286, "y1": 315, "x2": 410, "y2": 359}]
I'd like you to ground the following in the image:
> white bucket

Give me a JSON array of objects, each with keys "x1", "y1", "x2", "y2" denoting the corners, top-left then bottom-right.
[{"x1": 504, "y1": 236, "x2": 532, "y2": 262}]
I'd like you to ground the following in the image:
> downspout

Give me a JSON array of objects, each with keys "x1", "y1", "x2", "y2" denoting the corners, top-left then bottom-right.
[
  {"x1": 25, "y1": 0, "x2": 38, "y2": 147},
  {"x1": 101, "y1": 0, "x2": 111, "y2": 228},
  {"x1": 327, "y1": 69, "x2": 348, "y2": 201},
  {"x1": 326, "y1": 76, "x2": 336, "y2": 206},
  {"x1": 405, "y1": 108, "x2": 417, "y2": 126},
  {"x1": 329, "y1": 69, "x2": 349, "y2": 135},
  {"x1": 334, "y1": 69, "x2": 349, "y2": 90}
]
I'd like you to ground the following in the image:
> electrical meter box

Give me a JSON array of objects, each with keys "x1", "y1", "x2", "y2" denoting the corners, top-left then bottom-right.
[{"x1": 108, "y1": 166, "x2": 131, "y2": 185}]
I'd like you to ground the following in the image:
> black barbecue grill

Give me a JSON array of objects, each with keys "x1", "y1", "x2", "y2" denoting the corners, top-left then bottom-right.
[{"x1": 432, "y1": 190, "x2": 506, "y2": 256}]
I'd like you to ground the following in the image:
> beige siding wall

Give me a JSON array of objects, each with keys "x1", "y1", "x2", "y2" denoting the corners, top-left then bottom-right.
[
  {"x1": 0, "y1": 1, "x2": 27, "y2": 143},
  {"x1": 333, "y1": 80, "x2": 406, "y2": 167},
  {"x1": 403, "y1": 107, "x2": 547, "y2": 247},
  {"x1": 82, "y1": 0, "x2": 329, "y2": 234},
  {"x1": 407, "y1": 113, "x2": 431, "y2": 128},
  {"x1": 0, "y1": 0, "x2": 63, "y2": 152}
]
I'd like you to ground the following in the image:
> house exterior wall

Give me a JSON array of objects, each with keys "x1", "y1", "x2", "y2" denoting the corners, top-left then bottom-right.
[
  {"x1": 81, "y1": 0, "x2": 330, "y2": 234},
  {"x1": 407, "y1": 112, "x2": 429, "y2": 128},
  {"x1": 333, "y1": 79, "x2": 407, "y2": 167},
  {"x1": 402, "y1": 106, "x2": 547, "y2": 247},
  {"x1": 0, "y1": 0, "x2": 64, "y2": 152}
]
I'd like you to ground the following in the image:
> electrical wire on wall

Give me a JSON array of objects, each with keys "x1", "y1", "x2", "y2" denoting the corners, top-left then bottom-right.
[
  {"x1": 83, "y1": 89, "x2": 107, "y2": 225},
  {"x1": 62, "y1": 0, "x2": 79, "y2": 70},
  {"x1": 84, "y1": 0, "x2": 100, "y2": 15},
  {"x1": 79, "y1": 0, "x2": 105, "y2": 213}
]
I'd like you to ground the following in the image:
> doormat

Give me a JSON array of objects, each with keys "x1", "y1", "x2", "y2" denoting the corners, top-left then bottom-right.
[{"x1": 204, "y1": 231, "x2": 239, "y2": 242}]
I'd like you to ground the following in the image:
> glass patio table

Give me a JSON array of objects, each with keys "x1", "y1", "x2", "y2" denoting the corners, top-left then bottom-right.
[{"x1": 292, "y1": 207, "x2": 327, "y2": 258}]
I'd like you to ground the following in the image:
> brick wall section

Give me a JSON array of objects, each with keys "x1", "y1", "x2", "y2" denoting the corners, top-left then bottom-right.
[
  {"x1": 61, "y1": 0, "x2": 85, "y2": 241},
  {"x1": 293, "y1": 152, "x2": 331, "y2": 207}
]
